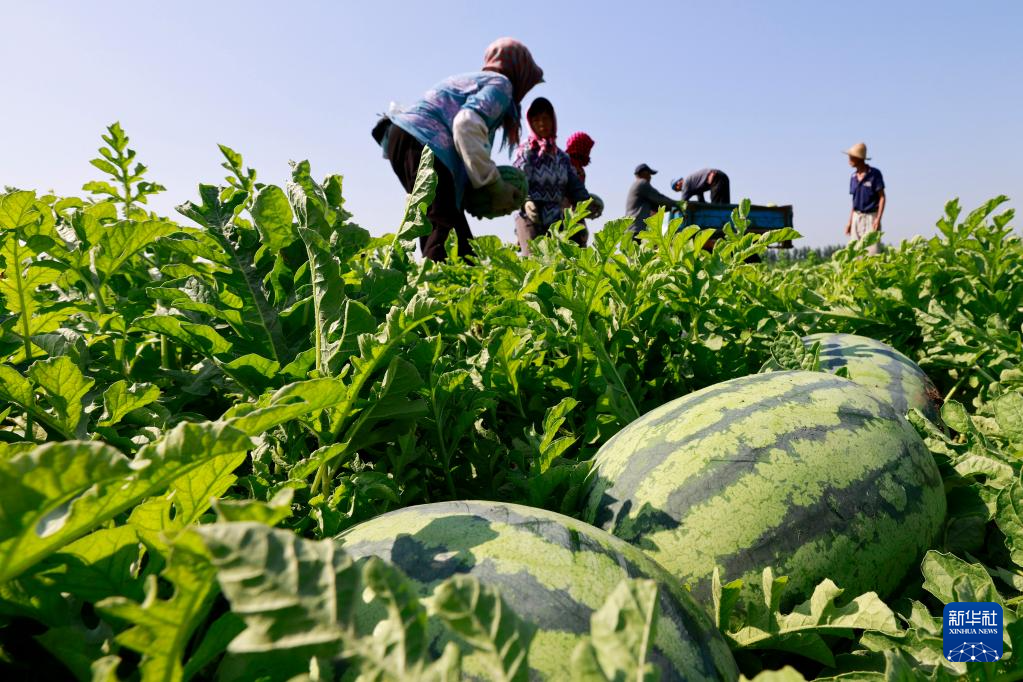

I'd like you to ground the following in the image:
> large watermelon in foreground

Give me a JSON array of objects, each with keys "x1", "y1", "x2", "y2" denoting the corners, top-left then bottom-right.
[
  {"x1": 337, "y1": 500, "x2": 738, "y2": 681},
  {"x1": 805, "y1": 333, "x2": 941, "y2": 422},
  {"x1": 583, "y1": 371, "x2": 946, "y2": 608}
]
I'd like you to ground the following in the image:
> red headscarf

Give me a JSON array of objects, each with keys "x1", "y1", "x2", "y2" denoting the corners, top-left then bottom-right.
[
  {"x1": 481, "y1": 38, "x2": 543, "y2": 150},
  {"x1": 525, "y1": 97, "x2": 558, "y2": 157},
  {"x1": 566, "y1": 132, "x2": 594, "y2": 182},
  {"x1": 566, "y1": 132, "x2": 594, "y2": 162}
]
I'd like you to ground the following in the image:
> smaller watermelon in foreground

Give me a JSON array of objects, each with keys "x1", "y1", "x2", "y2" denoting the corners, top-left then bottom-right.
[
  {"x1": 337, "y1": 500, "x2": 738, "y2": 681},
  {"x1": 805, "y1": 333, "x2": 941, "y2": 422},
  {"x1": 464, "y1": 166, "x2": 528, "y2": 219}
]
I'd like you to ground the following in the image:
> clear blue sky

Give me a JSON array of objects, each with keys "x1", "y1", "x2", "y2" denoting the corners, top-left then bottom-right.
[{"x1": 3, "y1": 1, "x2": 1021, "y2": 247}]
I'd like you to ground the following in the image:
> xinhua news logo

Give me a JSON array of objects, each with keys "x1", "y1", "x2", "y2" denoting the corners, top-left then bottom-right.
[{"x1": 943, "y1": 602, "x2": 1003, "y2": 663}]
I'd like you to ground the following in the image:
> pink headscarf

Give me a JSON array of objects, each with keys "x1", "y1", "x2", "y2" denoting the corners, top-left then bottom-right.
[
  {"x1": 525, "y1": 97, "x2": 558, "y2": 157},
  {"x1": 481, "y1": 38, "x2": 544, "y2": 149}
]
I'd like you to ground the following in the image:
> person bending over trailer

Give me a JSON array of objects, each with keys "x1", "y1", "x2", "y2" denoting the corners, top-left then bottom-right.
[{"x1": 671, "y1": 168, "x2": 730, "y2": 204}]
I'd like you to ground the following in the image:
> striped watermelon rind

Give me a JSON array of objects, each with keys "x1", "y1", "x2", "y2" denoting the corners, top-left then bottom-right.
[
  {"x1": 805, "y1": 332, "x2": 942, "y2": 422},
  {"x1": 583, "y1": 370, "x2": 946, "y2": 608},
  {"x1": 337, "y1": 500, "x2": 738, "y2": 681}
]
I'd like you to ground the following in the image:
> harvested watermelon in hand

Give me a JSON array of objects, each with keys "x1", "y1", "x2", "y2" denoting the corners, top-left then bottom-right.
[{"x1": 464, "y1": 166, "x2": 528, "y2": 219}]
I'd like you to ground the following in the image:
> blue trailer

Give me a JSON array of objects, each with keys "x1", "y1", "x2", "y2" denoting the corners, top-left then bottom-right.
[{"x1": 670, "y1": 202, "x2": 794, "y2": 249}]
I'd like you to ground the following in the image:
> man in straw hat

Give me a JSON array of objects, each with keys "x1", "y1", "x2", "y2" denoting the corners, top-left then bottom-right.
[{"x1": 844, "y1": 142, "x2": 885, "y2": 254}]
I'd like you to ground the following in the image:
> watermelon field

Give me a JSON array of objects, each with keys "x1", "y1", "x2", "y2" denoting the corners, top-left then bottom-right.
[{"x1": 1, "y1": 124, "x2": 1022, "y2": 681}]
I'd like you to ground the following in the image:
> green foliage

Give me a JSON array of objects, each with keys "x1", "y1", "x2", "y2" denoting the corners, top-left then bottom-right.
[
  {"x1": 430, "y1": 575, "x2": 532, "y2": 682},
  {"x1": 716, "y1": 568, "x2": 899, "y2": 667},
  {"x1": 1, "y1": 124, "x2": 1022, "y2": 679},
  {"x1": 571, "y1": 578, "x2": 661, "y2": 682},
  {"x1": 83, "y1": 122, "x2": 166, "y2": 218}
]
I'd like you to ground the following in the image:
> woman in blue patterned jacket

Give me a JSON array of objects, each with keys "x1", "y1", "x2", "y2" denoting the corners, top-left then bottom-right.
[
  {"x1": 513, "y1": 98, "x2": 601, "y2": 255},
  {"x1": 377, "y1": 38, "x2": 543, "y2": 262}
]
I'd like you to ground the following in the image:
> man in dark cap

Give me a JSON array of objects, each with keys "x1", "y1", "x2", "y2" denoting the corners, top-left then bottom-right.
[{"x1": 626, "y1": 163, "x2": 678, "y2": 235}]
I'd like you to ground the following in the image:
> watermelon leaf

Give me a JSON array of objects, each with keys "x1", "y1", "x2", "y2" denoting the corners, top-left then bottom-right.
[
  {"x1": 358, "y1": 556, "x2": 438, "y2": 678},
  {"x1": 769, "y1": 332, "x2": 806, "y2": 371},
  {"x1": 0, "y1": 421, "x2": 251, "y2": 583},
  {"x1": 990, "y1": 392, "x2": 1023, "y2": 440},
  {"x1": 728, "y1": 570, "x2": 899, "y2": 666},
  {"x1": 27, "y1": 356, "x2": 95, "y2": 438},
  {"x1": 920, "y1": 551, "x2": 1002, "y2": 604},
  {"x1": 996, "y1": 476, "x2": 1023, "y2": 568},
  {"x1": 97, "y1": 532, "x2": 218, "y2": 682},
  {"x1": 198, "y1": 522, "x2": 361, "y2": 656},
  {"x1": 537, "y1": 396, "x2": 579, "y2": 473},
  {"x1": 250, "y1": 185, "x2": 296, "y2": 253},
  {"x1": 711, "y1": 567, "x2": 743, "y2": 630},
  {"x1": 571, "y1": 578, "x2": 660, "y2": 682},
  {"x1": 199, "y1": 522, "x2": 463, "y2": 681},
  {"x1": 429, "y1": 574, "x2": 531, "y2": 682},
  {"x1": 391, "y1": 146, "x2": 438, "y2": 250},
  {"x1": 859, "y1": 600, "x2": 966, "y2": 677},
  {"x1": 34, "y1": 525, "x2": 145, "y2": 603},
  {"x1": 212, "y1": 487, "x2": 295, "y2": 526},
  {"x1": 97, "y1": 380, "x2": 161, "y2": 428}
]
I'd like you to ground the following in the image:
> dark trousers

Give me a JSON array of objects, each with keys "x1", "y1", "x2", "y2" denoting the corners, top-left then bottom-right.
[
  {"x1": 709, "y1": 172, "x2": 730, "y2": 204},
  {"x1": 387, "y1": 126, "x2": 474, "y2": 261}
]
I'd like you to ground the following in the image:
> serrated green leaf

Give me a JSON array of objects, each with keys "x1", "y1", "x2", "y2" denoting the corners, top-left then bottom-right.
[
  {"x1": 94, "y1": 220, "x2": 180, "y2": 281},
  {"x1": 0, "y1": 441, "x2": 132, "y2": 582},
  {"x1": 98, "y1": 532, "x2": 218, "y2": 682},
  {"x1": 98, "y1": 380, "x2": 161, "y2": 427},
  {"x1": 0, "y1": 190, "x2": 41, "y2": 231},
  {"x1": 212, "y1": 487, "x2": 294, "y2": 526},
  {"x1": 996, "y1": 476, "x2": 1023, "y2": 567},
  {"x1": 990, "y1": 392, "x2": 1023, "y2": 439},
  {"x1": 920, "y1": 551, "x2": 1001, "y2": 604},
  {"x1": 538, "y1": 397, "x2": 579, "y2": 473},
  {"x1": 941, "y1": 400, "x2": 972, "y2": 433},
  {"x1": 571, "y1": 578, "x2": 660, "y2": 682},
  {"x1": 0, "y1": 235, "x2": 71, "y2": 349},
  {"x1": 37, "y1": 525, "x2": 144, "y2": 603},
  {"x1": 131, "y1": 315, "x2": 233, "y2": 356},
  {"x1": 198, "y1": 522, "x2": 360, "y2": 654},
  {"x1": 0, "y1": 421, "x2": 251, "y2": 582},
  {"x1": 359, "y1": 556, "x2": 434, "y2": 678},
  {"x1": 129, "y1": 443, "x2": 250, "y2": 550},
  {"x1": 729, "y1": 572, "x2": 898, "y2": 667},
  {"x1": 228, "y1": 377, "x2": 349, "y2": 436},
  {"x1": 430, "y1": 574, "x2": 531, "y2": 682},
  {"x1": 28, "y1": 356, "x2": 95, "y2": 436},
  {"x1": 297, "y1": 224, "x2": 346, "y2": 375},
  {"x1": 392, "y1": 148, "x2": 437, "y2": 246},
  {"x1": 220, "y1": 354, "x2": 281, "y2": 392},
  {"x1": 251, "y1": 185, "x2": 296, "y2": 252},
  {"x1": 176, "y1": 184, "x2": 288, "y2": 364},
  {"x1": 0, "y1": 363, "x2": 36, "y2": 407}
]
